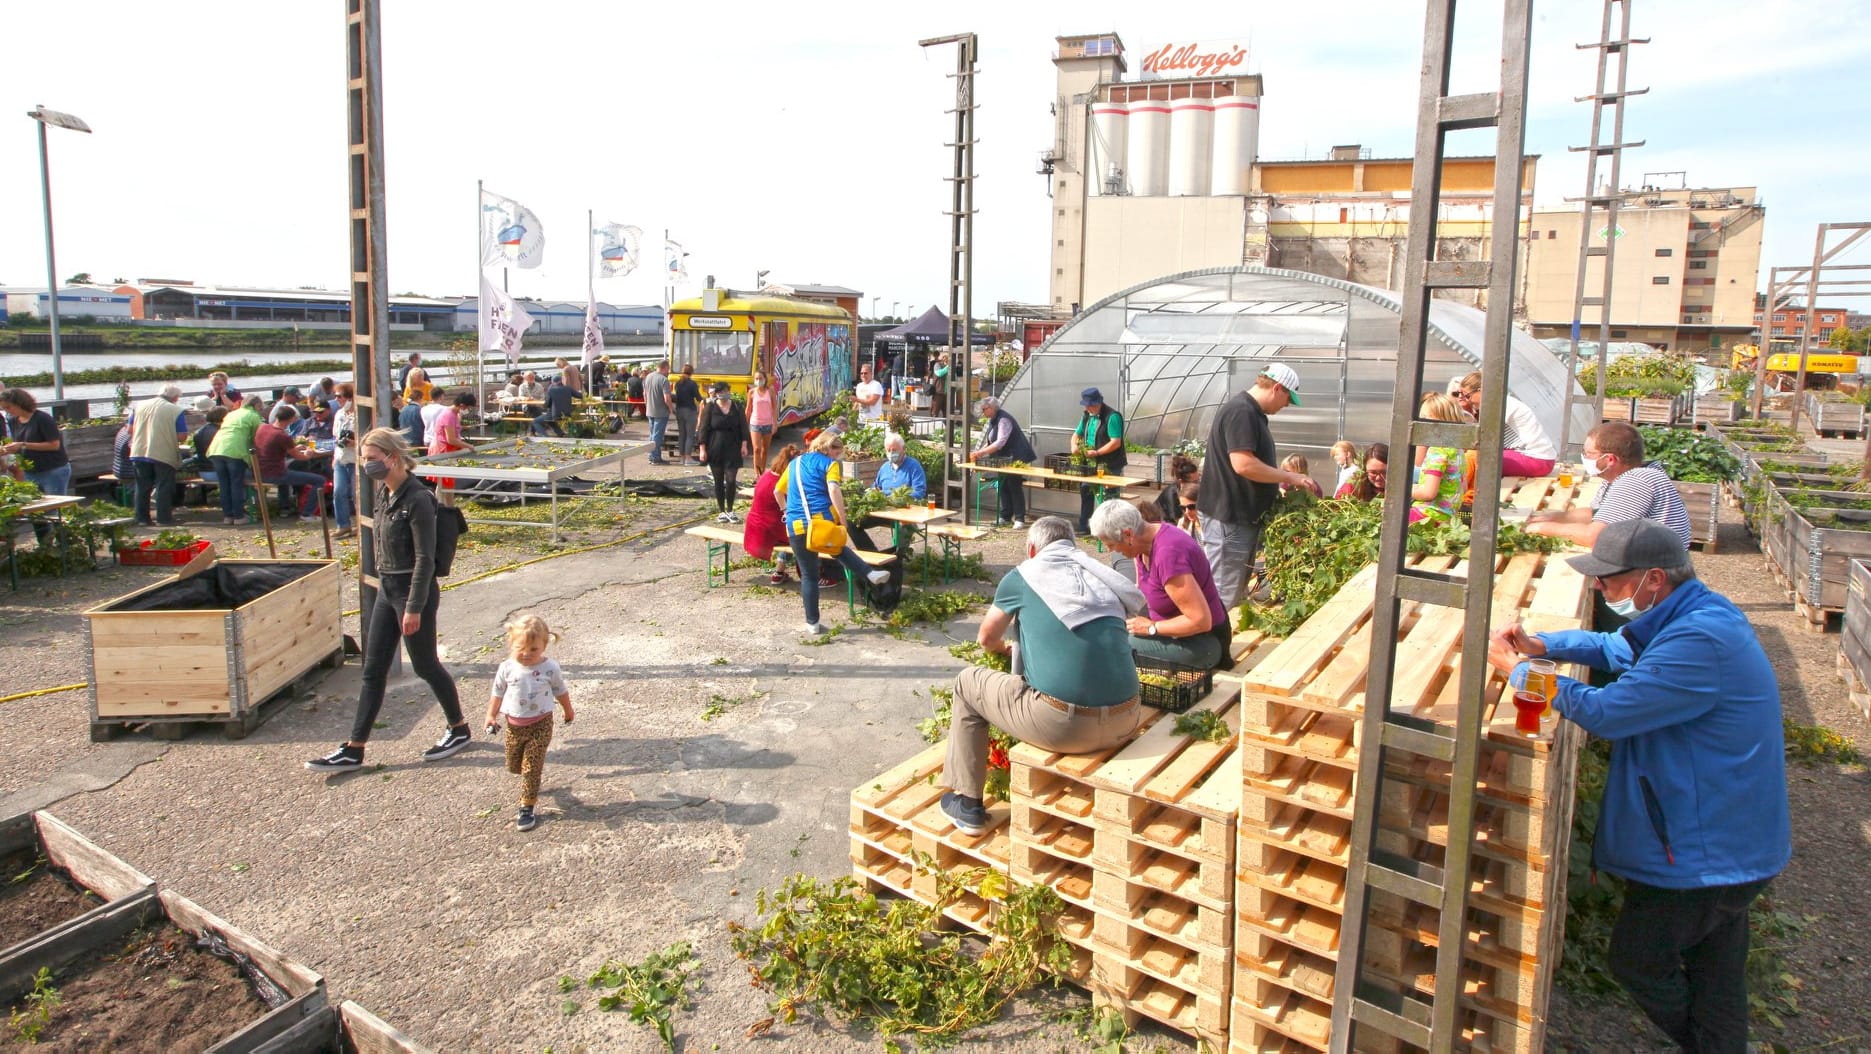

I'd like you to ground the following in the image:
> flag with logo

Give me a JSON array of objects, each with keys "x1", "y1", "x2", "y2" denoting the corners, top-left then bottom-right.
[
  {"x1": 582, "y1": 297, "x2": 604, "y2": 374},
  {"x1": 480, "y1": 189, "x2": 546, "y2": 270},
  {"x1": 664, "y1": 239, "x2": 688, "y2": 283},
  {"x1": 594, "y1": 223, "x2": 642, "y2": 278},
  {"x1": 478, "y1": 274, "x2": 535, "y2": 367}
]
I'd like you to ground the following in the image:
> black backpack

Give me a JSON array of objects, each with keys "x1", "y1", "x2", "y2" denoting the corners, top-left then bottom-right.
[{"x1": 433, "y1": 504, "x2": 468, "y2": 577}]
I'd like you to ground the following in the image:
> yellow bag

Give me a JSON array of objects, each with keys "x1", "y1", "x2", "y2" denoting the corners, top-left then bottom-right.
[{"x1": 791, "y1": 461, "x2": 848, "y2": 556}]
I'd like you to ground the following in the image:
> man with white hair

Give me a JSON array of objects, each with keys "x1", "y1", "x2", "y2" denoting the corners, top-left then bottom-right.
[
  {"x1": 969, "y1": 395, "x2": 1036, "y2": 528},
  {"x1": 938, "y1": 516, "x2": 1144, "y2": 835},
  {"x1": 129, "y1": 383, "x2": 191, "y2": 526}
]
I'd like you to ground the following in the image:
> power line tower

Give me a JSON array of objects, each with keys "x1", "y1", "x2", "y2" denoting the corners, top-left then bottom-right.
[
  {"x1": 920, "y1": 32, "x2": 979, "y2": 518},
  {"x1": 344, "y1": 0, "x2": 395, "y2": 649},
  {"x1": 1328, "y1": 0, "x2": 1535, "y2": 1048},
  {"x1": 1558, "y1": 0, "x2": 1647, "y2": 455}
]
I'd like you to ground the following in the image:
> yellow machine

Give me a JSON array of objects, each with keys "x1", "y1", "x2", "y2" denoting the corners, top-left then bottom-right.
[
  {"x1": 667, "y1": 292, "x2": 854, "y2": 425},
  {"x1": 1730, "y1": 344, "x2": 1859, "y2": 375}
]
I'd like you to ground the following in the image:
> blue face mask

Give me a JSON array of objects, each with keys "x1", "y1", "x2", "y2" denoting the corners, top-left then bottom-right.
[
  {"x1": 1606, "y1": 571, "x2": 1656, "y2": 618},
  {"x1": 887, "y1": 451, "x2": 905, "y2": 465}
]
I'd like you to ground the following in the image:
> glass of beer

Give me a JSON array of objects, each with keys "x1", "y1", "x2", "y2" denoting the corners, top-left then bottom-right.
[
  {"x1": 1528, "y1": 659, "x2": 1558, "y2": 716},
  {"x1": 927, "y1": 498, "x2": 938, "y2": 511},
  {"x1": 1556, "y1": 465, "x2": 1574, "y2": 488},
  {"x1": 1512, "y1": 690, "x2": 1546, "y2": 736}
]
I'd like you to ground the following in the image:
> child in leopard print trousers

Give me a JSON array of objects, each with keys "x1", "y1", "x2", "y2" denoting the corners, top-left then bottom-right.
[{"x1": 484, "y1": 615, "x2": 575, "y2": 832}]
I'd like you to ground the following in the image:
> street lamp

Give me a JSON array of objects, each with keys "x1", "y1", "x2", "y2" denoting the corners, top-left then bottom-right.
[
  {"x1": 870, "y1": 296, "x2": 880, "y2": 321},
  {"x1": 28, "y1": 105, "x2": 92, "y2": 403},
  {"x1": 755, "y1": 269, "x2": 770, "y2": 291},
  {"x1": 892, "y1": 300, "x2": 901, "y2": 321}
]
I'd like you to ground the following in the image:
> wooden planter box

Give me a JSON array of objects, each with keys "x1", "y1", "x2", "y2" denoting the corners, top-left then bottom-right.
[
  {"x1": 340, "y1": 1000, "x2": 435, "y2": 1053},
  {"x1": 1675, "y1": 481, "x2": 1721, "y2": 552},
  {"x1": 1632, "y1": 395, "x2": 1684, "y2": 425},
  {"x1": 1691, "y1": 397, "x2": 1746, "y2": 426},
  {"x1": 83, "y1": 553, "x2": 342, "y2": 740},
  {"x1": 1764, "y1": 491, "x2": 1871, "y2": 629},
  {"x1": 1843, "y1": 560, "x2": 1871, "y2": 721},
  {"x1": 0, "y1": 887, "x2": 329, "y2": 1053},
  {"x1": 0, "y1": 811, "x2": 155, "y2": 955},
  {"x1": 62, "y1": 422, "x2": 121, "y2": 481},
  {"x1": 1805, "y1": 392, "x2": 1867, "y2": 438}
]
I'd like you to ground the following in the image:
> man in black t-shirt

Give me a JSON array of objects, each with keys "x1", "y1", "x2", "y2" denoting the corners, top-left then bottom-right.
[{"x1": 1197, "y1": 363, "x2": 1317, "y2": 608}]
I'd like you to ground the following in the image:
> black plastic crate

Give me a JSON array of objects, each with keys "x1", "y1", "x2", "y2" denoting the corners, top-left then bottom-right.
[
  {"x1": 1044, "y1": 453, "x2": 1098, "y2": 478},
  {"x1": 1135, "y1": 655, "x2": 1214, "y2": 713},
  {"x1": 976, "y1": 455, "x2": 1016, "y2": 469}
]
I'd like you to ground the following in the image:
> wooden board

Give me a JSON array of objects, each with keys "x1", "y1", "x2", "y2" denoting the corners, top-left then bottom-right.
[{"x1": 340, "y1": 1001, "x2": 434, "y2": 1054}]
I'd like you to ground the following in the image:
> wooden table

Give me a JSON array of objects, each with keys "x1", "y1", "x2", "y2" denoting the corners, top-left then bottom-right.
[
  {"x1": 868, "y1": 504, "x2": 955, "y2": 585},
  {"x1": 7, "y1": 495, "x2": 90, "y2": 586},
  {"x1": 958, "y1": 462, "x2": 1151, "y2": 526}
]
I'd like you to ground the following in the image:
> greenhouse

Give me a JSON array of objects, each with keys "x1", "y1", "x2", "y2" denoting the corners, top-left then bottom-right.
[{"x1": 994, "y1": 267, "x2": 1596, "y2": 468}]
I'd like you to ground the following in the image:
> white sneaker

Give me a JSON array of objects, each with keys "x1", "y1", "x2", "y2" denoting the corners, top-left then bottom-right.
[
  {"x1": 867, "y1": 569, "x2": 891, "y2": 587},
  {"x1": 724, "y1": 511, "x2": 739, "y2": 523},
  {"x1": 801, "y1": 622, "x2": 826, "y2": 635},
  {"x1": 1010, "y1": 518, "x2": 1026, "y2": 529},
  {"x1": 715, "y1": 512, "x2": 731, "y2": 523}
]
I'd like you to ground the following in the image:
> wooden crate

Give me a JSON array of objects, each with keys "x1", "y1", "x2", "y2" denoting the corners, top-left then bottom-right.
[
  {"x1": 339, "y1": 1000, "x2": 435, "y2": 1054},
  {"x1": 0, "y1": 810, "x2": 155, "y2": 955},
  {"x1": 1806, "y1": 391, "x2": 1867, "y2": 438},
  {"x1": 1675, "y1": 481, "x2": 1721, "y2": 552},
  {"x1": 1842, "y1": 560, "x2": 1871, "y2": 722},
  {"x1": 1763, "y1": 493, "x2": 1871, "y2": 630},
  {"x1": 83, "y1": 553, "x2": 343, "y2": 739},
  {"x1": 0, "y1": 886, "x2": 329, "y2": 1052},
  {"x1": 1229, "y1": 542, "x2": 1590, "y2": 1054}
]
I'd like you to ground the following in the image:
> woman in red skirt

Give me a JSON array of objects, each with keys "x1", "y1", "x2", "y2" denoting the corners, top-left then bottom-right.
[{"x1": 743, "y1": 444, "x2": 800, "y2": 584}]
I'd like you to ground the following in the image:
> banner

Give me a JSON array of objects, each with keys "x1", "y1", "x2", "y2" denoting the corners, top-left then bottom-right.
[
  {"x1": 594, "y1": 223, "x2": 642, "y2": 278},
  {"x1": 480, "y1": 189, "x2": 546, "y2": 270},
  {"x1": 582, "y1": 297, "x2": 604, "y2": 373},
  {"x1": 478, "y1": 274, "x2": 535, "y2": 367},
  {"x1": 664, "y1": 239, "x2": 688, "y2": 283}
]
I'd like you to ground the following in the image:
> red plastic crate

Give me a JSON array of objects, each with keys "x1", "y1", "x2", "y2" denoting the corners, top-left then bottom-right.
[{"x1": 115, "y1": 539, "x2": 212, "y2": 567}]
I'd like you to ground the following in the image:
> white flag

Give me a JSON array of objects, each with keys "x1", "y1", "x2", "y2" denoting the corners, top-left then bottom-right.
[
  {"x1": 582, "y1": 298, "x2": 604, "y2": 372},
  {"x1": 664, "y1": 239, "x2": 688, "y2": 283},
  {"x1": 478, "y1": 274, "x2": 535, "y2": 367},
  {"x1": 480, "y1": 188, "x2": 546, "y2": 270},
  {"x1": 594, "y1": 223, "x2": 642, "y2": 278}
]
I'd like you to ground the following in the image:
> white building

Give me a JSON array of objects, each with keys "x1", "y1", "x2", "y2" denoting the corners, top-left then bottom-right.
[{"x1": 3, "y1": 285, "x2": 135, "y2": 321}]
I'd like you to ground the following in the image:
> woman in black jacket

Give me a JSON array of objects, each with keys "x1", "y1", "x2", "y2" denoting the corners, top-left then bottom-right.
[
  {"x1": 1154, "y1": 454, "x2": 1200, "y2": 525},
  {"x1": 696, "y1": 381, "x2": 751, "y2": 523},
  {"x1": 307, "y1": 427, "x2": 468, "y2": 771}
]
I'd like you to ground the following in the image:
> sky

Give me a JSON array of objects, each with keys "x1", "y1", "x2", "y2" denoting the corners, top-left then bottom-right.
[{"x1": 5, "y1": 0, "x2": 1869, "y2": 316}]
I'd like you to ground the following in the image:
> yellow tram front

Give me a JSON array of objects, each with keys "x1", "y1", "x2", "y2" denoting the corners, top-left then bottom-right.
[{"x1": 667, "y1": 293, "x2": 854, "y2": 426}]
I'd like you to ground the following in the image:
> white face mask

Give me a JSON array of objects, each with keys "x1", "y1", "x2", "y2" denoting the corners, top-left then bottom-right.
[{"x1": 1582, "y1": 453, "x2": 1608, "y2": 478}]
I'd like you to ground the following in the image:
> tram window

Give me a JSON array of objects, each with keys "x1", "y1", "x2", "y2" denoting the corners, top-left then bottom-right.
[{"x1": 674, "y1": 330, "x2": 752, "y2": 375}]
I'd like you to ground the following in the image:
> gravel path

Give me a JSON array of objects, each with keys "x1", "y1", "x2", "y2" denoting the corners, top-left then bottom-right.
[{"x1": 4, "y1": 449, "x2": 1867, "y2": 1052}]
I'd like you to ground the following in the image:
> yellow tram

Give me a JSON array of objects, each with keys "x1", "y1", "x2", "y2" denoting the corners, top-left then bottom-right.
[{"x1": 667, "y1": 292, "x2": 854, "y2": 426}]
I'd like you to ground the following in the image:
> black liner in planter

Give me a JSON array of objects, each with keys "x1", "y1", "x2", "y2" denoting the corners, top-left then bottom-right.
[
  {"x1": 97, "y1": 564, "x2": 320, "y2": 613},
  {"x1": 1135, "y1": 655, "x2": 1213, "y2": 714}
]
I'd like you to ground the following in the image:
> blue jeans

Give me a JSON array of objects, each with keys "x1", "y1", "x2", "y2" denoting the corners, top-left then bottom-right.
[
  {"x1": 23, "y1": 465, "x2": 71, "y2": 546},
  {"x1": 333, "y1": 461, "x2": 356, "y2": 530},
  {"x1": 788, "y1": 531, "x2": 878, "y2": 626},
  {"x1": 647, "y1": 415, "x2": 669, "y2": 461},
  {"x1": 131, "y1": 460, "x2": 178, "y2": 525},
  {"x1": 264, "y1": 469, "x2": 327, "y2": 516},
  {"x1": 211, "y1": 456, "x2": 248, "y2": 520}
]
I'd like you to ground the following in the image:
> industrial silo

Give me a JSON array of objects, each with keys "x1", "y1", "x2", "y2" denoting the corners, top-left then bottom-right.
[
  {"x1": 1126, "y1": 98, "x2": 1169, "y2": 196},
  {"x1": 1168, "y1": 97, "x2": 1213, "y2": 197},
  {"x1": 1210, "y1": 95, "x2": 1260, "y2": 196},
  {"x1": 1089, "y1": 101, "x2": 1129, "y2": 196}
]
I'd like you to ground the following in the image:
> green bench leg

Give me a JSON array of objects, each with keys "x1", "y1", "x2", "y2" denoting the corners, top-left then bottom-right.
[
  {"x1": 940, "y1": 536, "x2": 961, "y2": 585},
  {"x1": 705, "y1": 539, "x2": 730, "y2": 588}
]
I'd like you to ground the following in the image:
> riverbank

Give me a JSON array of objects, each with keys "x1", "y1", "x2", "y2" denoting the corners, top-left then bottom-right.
[{"x1": 0, "y1": 324, "x2": 661, "y2": 351}]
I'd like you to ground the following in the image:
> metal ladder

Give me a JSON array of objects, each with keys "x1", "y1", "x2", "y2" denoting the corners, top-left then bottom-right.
[
  {"x1": 920, "y1": 32, "x2": 979, "y2": 519},
  {"x1": 1328, "y1": 1, "x2": 1535, "y2": 1049}
]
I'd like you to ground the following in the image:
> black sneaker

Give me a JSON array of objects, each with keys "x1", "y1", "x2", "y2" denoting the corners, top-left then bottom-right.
[
  {"x1": 940, "y1": 792, "x2": 989, "y2": 836},
  {"x1": 516, "y1": 807, "x2": 538, "y2": 832},
  {"x1": 420, "y1": 727, "x2": 471, "y2": 762},
  {"x1": 305, "y1": 744, "x2": 363, "y2": 771}
]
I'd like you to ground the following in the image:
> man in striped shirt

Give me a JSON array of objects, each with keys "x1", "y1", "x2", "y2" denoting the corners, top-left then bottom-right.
[{"x1": 1525, "y1": 421, "x2": 1691, "y2": 549}]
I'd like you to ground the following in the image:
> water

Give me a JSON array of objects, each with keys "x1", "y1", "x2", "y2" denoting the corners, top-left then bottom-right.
[{"x1": 0, "y1": 345, "x2": 598, "y2": 406}]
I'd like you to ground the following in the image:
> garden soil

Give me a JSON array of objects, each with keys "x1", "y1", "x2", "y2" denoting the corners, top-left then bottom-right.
[
  {"x1": 0, "y1": 850, "x2": 96, "y2": 952},
  {"x1": 0, "y1": 443, "x2": 1865, "y2": 1052}
]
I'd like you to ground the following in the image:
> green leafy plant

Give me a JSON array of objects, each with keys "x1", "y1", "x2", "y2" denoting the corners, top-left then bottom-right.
[
  {"x1": 700, "y1": 690, "x2": 767, "y2": 723},
  {"x1": 9, "y1": 967, "x2": 60, "y2": 1043},
  {"x1": 947, "y1": 641, "x2": 1011, "y2": 673},
  {"x1": 728, "y1": 871, "x2": 1070, "y2": 1048},
  {"x1": 1579, "y1": 351, "x2": 1698, "y2": 398},
  {"x1": 1172, "y1": 709, "x2": 1230, "y2": 743},
  {"x1": 584, "y1": 942, "x2": 697, "y2": 1052},
  {"x1": 887, "y1": 589, "x2": 986, "y2": 629},
  {"x1": 1782, "y1": 718, "x2": 1862, "y2": 764},
  {"x1": 1634, "y1": 426, "x2": 1743, "y2": 483},
  {"x1": 843, "y1": 484, "x2": 915, "y2": 523}
]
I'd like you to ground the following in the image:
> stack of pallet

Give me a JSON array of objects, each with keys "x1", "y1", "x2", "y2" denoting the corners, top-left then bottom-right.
[
  {"x1": 1227, "y1": 536, "x2": 1591, "y2": 1053},
  {"x1": 850, "y1": 634, "x2": 1272, "y2": 1050}
]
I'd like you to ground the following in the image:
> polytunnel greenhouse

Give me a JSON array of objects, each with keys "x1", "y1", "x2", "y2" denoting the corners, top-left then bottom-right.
[{"x1": 993, "y1": 267, "x2": 1595, "y2": 476}]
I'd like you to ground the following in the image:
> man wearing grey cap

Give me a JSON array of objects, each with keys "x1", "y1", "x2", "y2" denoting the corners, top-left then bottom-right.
[
  {"x1": 1488, "y1": 518, "x2": 1788, "y2": 1053},
  {"x1": 1197, "y1": 363, "x2": 1317, "y2": 608}
]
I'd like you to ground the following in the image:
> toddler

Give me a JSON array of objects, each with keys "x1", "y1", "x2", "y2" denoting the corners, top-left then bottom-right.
[
  {"x1": 1279, "y1": 453, "x2": 1311, "y2": 495},
  {"x1": 484, "y1": 615, "x2": 574, "y2": 832},
  {"x1": 1330, "y1": 441, "x2": 1358, "y2": 496}
]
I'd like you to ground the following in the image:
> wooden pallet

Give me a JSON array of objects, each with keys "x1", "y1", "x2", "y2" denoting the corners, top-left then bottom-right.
[{"x1": 1229, "y1": 544, "x2": 1589, "y2": 1053}]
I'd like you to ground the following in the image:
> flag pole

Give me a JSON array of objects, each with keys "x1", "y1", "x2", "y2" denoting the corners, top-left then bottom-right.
[
  {"x1": 475, "y1": 179, "x2": 483, "y2": 399},
  {"x1": 663, "y1": 227, "x2": 672, "y2": 368}
]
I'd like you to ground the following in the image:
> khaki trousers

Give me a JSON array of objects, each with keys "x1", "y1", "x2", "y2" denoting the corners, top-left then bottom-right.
[{"x1": 943, "y1": 665, "x2": 1141, "y2": 799}]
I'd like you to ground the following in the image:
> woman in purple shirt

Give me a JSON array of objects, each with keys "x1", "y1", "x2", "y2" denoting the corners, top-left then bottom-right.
[{"x1": 1090, "y1": 498, "x2": 1232, "y2": 670}]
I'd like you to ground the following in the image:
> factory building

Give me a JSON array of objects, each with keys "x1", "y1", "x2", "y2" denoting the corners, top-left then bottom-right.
[
  {"x1": 3, "y1": 285, "x2": 135, "y2": 321},
  {"x1": 1043, "y1": 32, "x2": 1534, "y2": 318}
]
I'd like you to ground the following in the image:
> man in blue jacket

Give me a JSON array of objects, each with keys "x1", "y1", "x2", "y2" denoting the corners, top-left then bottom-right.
[{"x1": 1489, "y1": 518, "x2": 1789, "y2": 1053}]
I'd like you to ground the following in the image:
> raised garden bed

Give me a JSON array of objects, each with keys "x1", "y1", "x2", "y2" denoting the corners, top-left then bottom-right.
[
  {"x1": 0, "y1": 888, "x2": 328, "y2": 1052},
  {"x1": 1691, "y1": 396, "x2": 1746, "y2": 426},
  {"x1": 339, "y1": 1000, "x2": 434, "y2": 1054},
  {"x1": 1760, "y1": 488, "x2": 1871, "y2": 630},
  {"x1": 1805, "y1": 390, "x2": 1867, "y2": 438},
  {"x1": 1675, "y1": 481, "x2": 1720, "y2": 552},
  {"x1": 83, "y1": 554, "x2": 342, "y2": 741},
  {"x1": 1842, "y1": 560, "x2": 1871, "y2": 721},
  {"x1": 0, "y1": 812, "x2": 154, "y2": 958}
]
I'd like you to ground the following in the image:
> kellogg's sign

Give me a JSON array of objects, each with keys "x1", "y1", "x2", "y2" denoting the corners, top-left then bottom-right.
[{"x1": 1138, "y1": 40, "x2": 1250, "y2": 80}]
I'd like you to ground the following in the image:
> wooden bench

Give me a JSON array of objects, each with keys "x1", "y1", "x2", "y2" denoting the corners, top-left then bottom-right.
[
  {"x1": 927, "y1": 523, "x2": 992, "y2": 583},
  {"x1": 685, "y1": 523, "x2": 745, "y2": 588}
]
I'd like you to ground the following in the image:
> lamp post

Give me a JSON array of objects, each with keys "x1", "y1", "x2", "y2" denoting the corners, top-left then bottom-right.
[
  {"x1": 892, "y1": 300, "x2": 901, "y2": 321},
  {"x1": 870, "y1": 296, "x2": 880, "y2": 321},
  {"x1": 27, "y1": 106, "x2": 91, "y2": 403}
]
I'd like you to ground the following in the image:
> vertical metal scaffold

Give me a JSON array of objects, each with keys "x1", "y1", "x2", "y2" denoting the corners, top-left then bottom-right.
[
  {"x1": 920, "y1": 32, "x2": 979, "y2": 519},
  {"x1": 1558, "y1": 0, "x2": 1647, "y2": 455},
  {"x1": 344, "y1": 0, "x2": 395, "y2": 649},
  {"x1": 1328, "y1": 0, "x2": 1534, "y2": 1048}
]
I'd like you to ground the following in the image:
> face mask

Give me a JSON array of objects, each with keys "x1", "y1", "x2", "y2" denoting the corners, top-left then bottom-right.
[
  {"x1": 1606, "y1": 572, "x2": 1656, "y2": 618},
  {"x1": 362, "y1": 459, "x2": 391, "y2": 481},
  {"x1": 1583, "y1": 454, "x2": 1608, "y2": 478},
  {"x1": 887, "y1": 451, "x2": 905, "y2": 465},
  {"x1": 754, "y1": 379, "x2": 766, "y2": 388}
]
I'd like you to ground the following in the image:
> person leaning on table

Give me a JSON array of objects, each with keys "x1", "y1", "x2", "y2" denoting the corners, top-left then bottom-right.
[
  {"x1": 938, "y1": 517, "x2": 1144, "y2": 836},
  {"x1": 1487, "y1": 518, "x2": 1788, "y2": 1054},
  {"x1": 307, "y1": 428, "x2": 470, "y2": 772}
]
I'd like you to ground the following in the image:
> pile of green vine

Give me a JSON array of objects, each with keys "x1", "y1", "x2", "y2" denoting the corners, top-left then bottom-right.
[
  {"x1": 1238, "y1": 491, "x2": 1567, "y2": 637},
  {"x1": 728, "y1": 871, "x2": 1072, "y2": 1051}
]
